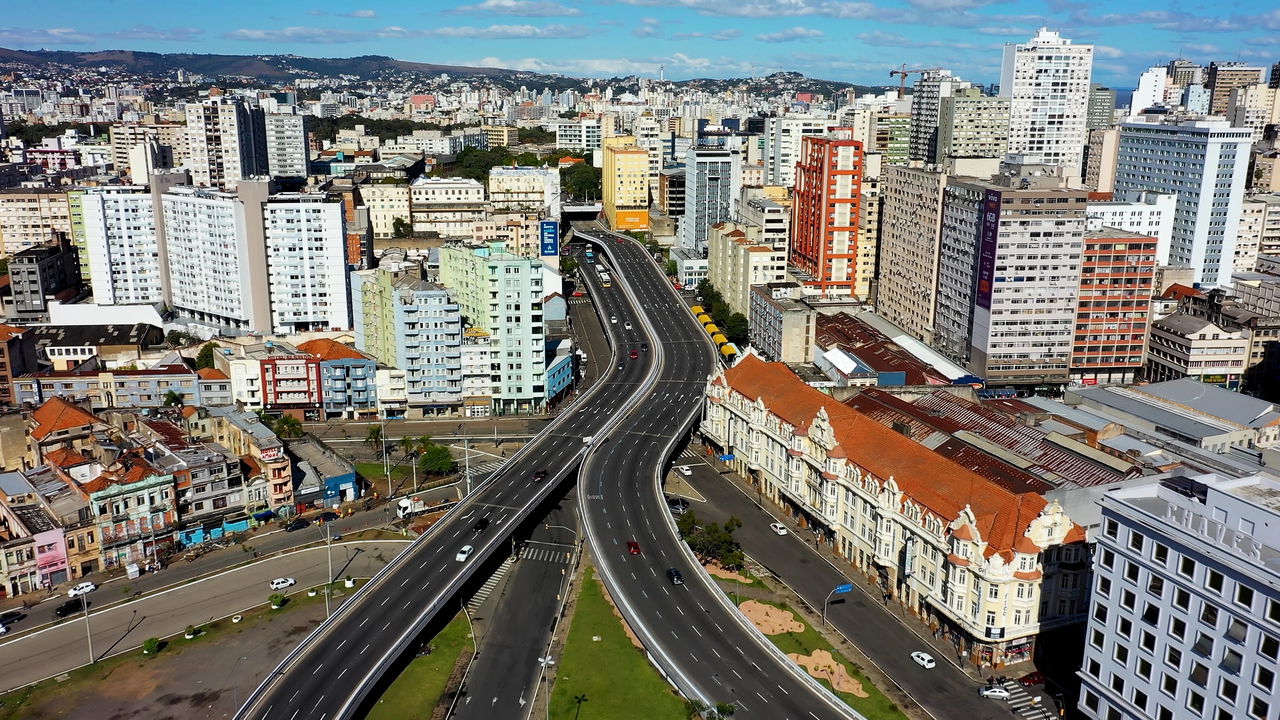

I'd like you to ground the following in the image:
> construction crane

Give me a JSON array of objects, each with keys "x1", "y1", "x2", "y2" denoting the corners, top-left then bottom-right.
[{"x1": 889, "y1": 65, "x2": 942, "y2": 100}]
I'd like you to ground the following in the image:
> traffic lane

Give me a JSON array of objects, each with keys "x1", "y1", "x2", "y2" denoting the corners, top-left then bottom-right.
[
  {"x1": 683, "y1": 469, "x2": 1012, "y2": 720},
  {"x1": 0, "y1": 541, "x2": 408, "y2": 694}
]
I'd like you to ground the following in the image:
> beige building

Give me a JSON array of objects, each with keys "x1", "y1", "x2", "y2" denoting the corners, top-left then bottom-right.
[
  {"x1": 474, "y1": 213, "x2": 543, "y2": 260},
  {"x1": 1227, "y1": 83, "x2": 1280, "y2": 142},
  {"x1": 856, "y1": 153, "x2": 882, "y2": 301},
  {"x1": 0, "y1": 188, "x2": 71, "y2": 256},
  {"x1": 361, "y1": 182, "x2": 411, "y2": 239},
  {"x1": 602, "y1": 137, "x2": 650, "y2": 231},
  {"x1": 936, "y1": 89, "x2": 1010, "y2": 162},
  {"x1": 701, "y1": 354, "x2": 1085, "y2": 666},
  {"x1": 1237, "y1": 196, "x2": 1267, "y2": 273},
  {"x1": 1084, "y1": 128, "x2": 1119, "y2": 193},
  {"x1": 481, "y1": 125, "x2": 520, "y2": 148},
  {"x1": 1145, "y1": 313, "x2": 1250, "y2": 387},
  {"x1": 748, "y1": 284, "x2": 816, "y2": 363},
  {"x1": 408, "y1": 177, "x2": 487, "y2": 237},
  {"x1": 706, "y1": 222, "x2": 786, "y2": 317},
  {"x1": 109, "y1": 122, "x2": 188, "y2": 178},
  {"x1": 876, "y1": 165, "x2": 947, "y2": 344}
]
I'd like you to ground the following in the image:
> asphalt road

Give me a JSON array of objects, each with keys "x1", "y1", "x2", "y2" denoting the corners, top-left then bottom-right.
[
  {"x1": 575, "y1": 226, "x2": 857, "y2": 719},
  {"x1": 681, "y1": 461, "x2": 1025, "y2": 720},
  {"x1": 233, "y1": 243, "x2": 665, "y2": 719},
  {"x1": 0, "y1": 541, "x2": 409, "y2": 694}
]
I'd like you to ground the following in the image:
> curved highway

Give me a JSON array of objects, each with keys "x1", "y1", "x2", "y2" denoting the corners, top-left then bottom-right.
[{"x1": 576, "y1": 226, "x2": 860, "y2": 719}]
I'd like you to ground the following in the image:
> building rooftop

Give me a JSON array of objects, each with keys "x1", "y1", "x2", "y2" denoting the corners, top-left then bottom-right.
[
  {"x1": 29, "y1": 397, "x2": 101, "y2": 441},
  {"x1": 296, "y1": 338, "x2": 372, "y2": 362},
  {"x1": 0, "y1": 471, "x2": 35, "y2": 498},
  {"x1": 815, "y1": 312, "x2": 951, "y2": 386},
  {"x1": 1136, "y1": 379, "x2": 1280, "y2": 429},
  {"x1": 287, "y1": 438, "x2": 351, "y2": 480},
  {"x1": 1070, "y1": 385, "x2": 1248, "y2": 442}
]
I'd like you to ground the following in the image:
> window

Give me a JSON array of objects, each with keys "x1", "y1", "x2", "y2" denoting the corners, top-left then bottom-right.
[
  {"x1": 1167, "y1": 647, "x2": 1183, "y2": 669},
  {"x1": 1236, "y1": 585, "x2": 1255, "y2": 609},
  {"x1": 1100, "y1": 548, "x2": 1115, "y2": 569},
  {"x1": 1162, "y1": 674, "x2": 1178, "y2": 696},
  {"x1": 1193, "y1": 633, "x2": 1214, "y2": 657},
  {"x1": 1261, "y1": 634, "x2": 1279, "y2": 661},
  {"x1": 1143, "y1": 604, "x2": 1161, "y2": 625},
  {"x1": 1207, "y1": 569, "x2": 1224, "y2": 594},
  {"x1": 1129, "y1": 531, "x2": 1145, "y2": 552},
  {"x1": 1126, "y1": 562, "x2": 1140, "y2": 582},
  {"x1": 1091, "y1": 628, "x2": 1105, "y2": 649},
  {"x1": 1187, "y1": 689, "x2": 1205, "y2": 713},
  {"x1": 1251, "y1": 698, "x2": 1270, "y2": 719},
  {"x1": 1202, "y1": 604, "x2": 1220, "y2": 627},
  {"x1": 1149, "y1": 576, "x2": 1165, "y2": 597},
  {"x1": 1115, "y1": 644, "x2": 1130, "y2": 665},
  {"x1": 1171, "y1": 618, "x2": 1186, "y2": 640},
  {"x1": 1141, "y1": 631, "x2": 1157, "y2": 652},
  {"x1": 1175, "y1": 588, "x2": 1190, "y2": 610},
  {"x1": 1222, "y1": 649, "x2": 1243, "y2": 674},
  {"x1": 1137, "y1": 658, "x2": 1152, "y2": 680},
  {"x1": 1220, "y1": 679, "x2": 1238, "y2": 703},
  {"x1": 1255, "y1": 666, "x2": 1275, "y2": 692},
  {"x1": 1180, "y1": 557, "x2": 1196, "y2": 579},
  {"x1": 1119, "y1": 618, "x2": 1133, "y2": 637}
]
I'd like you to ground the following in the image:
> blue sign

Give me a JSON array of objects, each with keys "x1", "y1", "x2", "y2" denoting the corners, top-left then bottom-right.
[
  {"x1": 834, "y1": 583, "x2": 854, "y2": 594},
  {"x1": 540, "y1": 220, "x2": 559, "y2": 257},
  {"x1": 719, "y1": 454, "x2": 735, "y2": 461}
]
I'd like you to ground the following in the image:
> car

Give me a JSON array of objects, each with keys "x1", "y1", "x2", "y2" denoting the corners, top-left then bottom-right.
[
  {"x1": 615, "y1": 237, "x2": 624, "y2": 243},
  {"x1": 626, "y1": 541, "x2": 641, "y2": 555},
  {"x1": 455, "y1": 545, "x2": 474, "y2": 563},
  {"x1": 624, "y1": 321, "x2": 633, "y2": 331},
  {"x1": 67, "y1": 581, "x2": 97, "y2": 598},
  {"x1": 676, "y1": 465, "x2": 692, "y2": 476},
  {"x1": 268, "y1": 577, "x2": 296, "y2": 591},
  {"x1": 317, "y1": 511, "x2": 339, "y2": 522},
  {"x1": 979, "y1": 686, "x2": 1012, "y2": 700},
  {"x1": 284, "y1": 518, "x2": 311, "y2": 532},
  {"x1": 629, "y1": 349, "x2": 639, "y2": 359},
  {"x1": 616, "y1": 362, "x2": 624, "y2": 370},
  {"x1": 572, "y1": 290, "x2": 585, "y2": 297},
  {"x1": 54, "y1": 599, "x2": 82, "y2": 618},
  {"x1": 0, "y1": 610, "x2": 24, "y2": 625},
  {"x1": 610, "y1": 315, "x2": 617, "y2": 324},
  {"x1": 910, "y1": 651, "x2": 936, "y2": 669},
  {"x1": 0, "y1": 624, "x2": 7, "y2": 635},
  {"x1": 641, "y1": 343, "x2": 649, "y2": 352},
  {"x1": 769, "y1": 522, "x2": 788, "y2": 536},
  {"x1": 533, "y1": 469, "x2": 548, "y2": 482},
  {"x1": 668, "y1": 504, "x2": 688, "y2": 516},
  {"x1": 666, "y1": 568, "x2": 684, "y2": 585},
  {"x1": 473, "y1": 517, "x2": 491, "y2": 534},
  {"x1": 1018, "y1": 671, "x2": 1046, "y2": 687}
]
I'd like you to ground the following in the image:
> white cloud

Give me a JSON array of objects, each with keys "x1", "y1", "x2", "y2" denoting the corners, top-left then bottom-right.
[
  {"x1": 469, "y1": 52, "x2": 764, "y2": 77},
  {"x1": 450, "y1": 0, "x2": 582, "y2": 16},
  {"x1": 341, "y1": 9, "x2": 378, "y2": 18},
  {"x1": 0, "y1": 25, "x2": 203, "y2": 46},
  {"x1": 427, "y1": 23, "x2": 591, "y2": 39},
  {"x1": 711, "y1": 28, "x2": 741, "y2": 40},
  {"x1": 632, "y1": 17, "x2": 664, "y2": 38},
  {"x1": 617, "y1": 0, "x2": 904, "y2": 21},
  {"x1": 755, "y1": 26, "x2": 824, "y2": 43},
  {"x1": 856, "y1": 30, "x2": 976, "y2": 49},
  {"x1": 1093, "y1": 45, "x2": 1124, "y2": 59},
  {"x1": 223, "y1": 23, "x2": 590, "y2": 43}
]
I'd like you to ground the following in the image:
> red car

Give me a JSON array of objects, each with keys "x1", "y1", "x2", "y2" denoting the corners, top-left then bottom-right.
[
  {"x1": 626, "y1": 541, "x2": 641, "y2": 555},
  {"x1": 1018, "y1": 671, "x2": 1045, "y2": 687},
  {"x1": 572, "y1": 290, "x2": 585, "y2": 297},
  {"x1": 629, "y1": 349, "x2": 639, "y2": 359}
]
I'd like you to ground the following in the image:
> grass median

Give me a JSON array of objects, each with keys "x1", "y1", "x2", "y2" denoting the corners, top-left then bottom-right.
[
  {"x1": 365, "y1": 612, "x2": 473, "y2": 720},
  {"x1": 549, "y1": 567, "x2": 685, "y2": 720}
]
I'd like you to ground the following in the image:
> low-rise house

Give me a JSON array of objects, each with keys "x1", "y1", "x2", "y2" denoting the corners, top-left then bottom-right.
[
  {"x1": 83, "y1": 449, "x2": 178, "y2": 569},
  {"x1": 287, "y1": 436, "x2": 359, "y2": 511},
  {"x1": 27, "y1": 396, "x2": 105, "y2": 466},
  {"x1": 296, "y1": 338, "x2": 378, "y2": 420},
  {"x1": 185, "y1": 406, "x2": 293, "y2": 512}
]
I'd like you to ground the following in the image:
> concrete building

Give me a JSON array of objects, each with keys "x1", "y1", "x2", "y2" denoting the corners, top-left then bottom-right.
[
  {"x1": 1207, "y1": 61, "x2": 1267, "y2": 117},
  {"x1": 877, "y1": 165, "x2": 947, "y2": 345},
  {"x1": 908, "y1": 69, "x2": 971, "y2": 165},
  {"x1": 263, "y1": 113, "x2": 310, "y2": 178},
  {"x1": 670, "y1": 246, "x2": 708, "y2": 289},
  {"x1": 706, "y1": 222, "x2": 786, "y2": 317},
  {"x1": 1144, "y1": 313, "x2": 1250, "y2": 388},
  {"x1": 869, "y1": 111, "x2": 911, "y2": 166},
  {"x1": 1226, "y1": 83, "x2": 1280, "y2": 143},
  {"x1": 350, "y1": 266, "x2": 464, "y2": 417},
  {"x1": 262, "y1": 192, "x2": 350, "y2": 334},
  {"x1": 856, "y1": 155, "x2": 882, "y2": 301},
  {"x1": 109, "y1": 122, "x2": 187, "y2": 179},
  {"x1": 408, "y1": 176, "x2": 487, "y2": 237},
  {"x1": 5, "y1": 236, "x2": 83, "y2": 323},
  {"x1": 1000, "y1": 28, "x2": 1094, "y2": 175},
  {"x1": 1114, "y1": 117, "x2": 1252, "y2": 287},
  {"x1": 679, "y1": 146, "x2": 742, "y2": 253},
  {"x1": 184, "y1": 97, "x2": 267, "y2": 189},
  {"x1": 1084, "y1": 127, "x2": 1120, "y2": 193},
  {"x1": 1072, "y1": 229, "x2": 1159, "y2": 385},
  {"x1": 1086, "y1": 191, "x2": 1175, "y2": 263},
  {"x1": 790, "y1": 129, "x2": 864, "y2": 297},
  {"x1": 602, "y1": 137, "x2": 650, "y2": 232},
  {"x1": 554, "y1": 117, "x2": 604, "y2": 153},
  {"x1": 1087, "y1": 85, "x2": 1117, "y2": 129},
  {"x1": 480, "y1": 125, "x2": 519, "y2": 148},
  {"x1": 295, "y1": 339, "x2": 377, "y2": 420},
  {"x1": 488, "y1": 166, "x2": 561, "y2": 217},
  {"x1": 936, "y1": 89, "x2": 1010, "y2": 162},
  {"x1": 737, "y1": 187, "x2": 790, "y2": 252},
  {"x1": 764, "y1": 115, "x2": 832, "y2": 187},
  {"x1": 0, "y1": 188, "x2": 70, "y2": 256},
  {"x1": 1130, "y1": 68, "x2": 1170, "y2": 116},
  {"x1": 80, "y1": 186, "x2": 165, "y2": 305},
  {"x1": 748, "y1": 283, "x2": 816, "y2": 363},
  {"x1": 1078, "y1": 472, "x2": 1280, "y2": 720},
  {"x1": 361, "y1": 182, "x2": 411, "y2": 240},
  {"x1": 658, "y1": 168, "x2": 685, "y2": 217}
]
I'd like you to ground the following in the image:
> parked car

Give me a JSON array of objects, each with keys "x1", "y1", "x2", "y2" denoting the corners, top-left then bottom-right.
[
  {"x1": 455, "y1": 545, "x2": 475, "y2": 563},
  {"x1": 626, "y1": 541, "x2": 641, "y2": 555},
  {"x1": 54, "y1": 599, "x2": 82, "y2": 618},
  {"x1": 676, "y1": 466, "x2": 692, "y2": 476},
  {"x1": 641, "y1": 343, "x2": 649, "y2": 352},
  {"x1": 769, "y1": 522, "x2": 788, "y2": 536},
  {"x1": 1018, "y1": 671, "x2": 1046, "y2": 687},
  {"x1": 979, "y1": 686, "x2": 1012, "y2": 700},
  {"x1": 67, "y1": 581, "x2": 97, "y2": 598},
  {"x1": 666, "y1": 568, "x2": 684, "y2": 585},
  {"x1": 610, "y1": 315, "x2": 617, "y2": 324},
  {"x1": 268, "y1": 577, "x2": 296, "y2": 591},
  {"x1": 317, "y1": 511, "x2": 339, "y2": 522},
  {"x1": 284, "y1": 518, "x2": 311, "y2": 532},
  {"x1": 910, "y1": 651, "x2": 936, "y2": 669}
]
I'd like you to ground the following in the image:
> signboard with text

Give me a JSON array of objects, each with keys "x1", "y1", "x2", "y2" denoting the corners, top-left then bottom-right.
[
  {"x1": 975, "y1": 189, "x2": 1002, "y2": 310},
  {"x1": 540, "y1": 220, "x2": 560, "y2": 257}
]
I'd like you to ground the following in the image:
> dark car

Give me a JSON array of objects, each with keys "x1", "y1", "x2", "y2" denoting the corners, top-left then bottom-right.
[
  {"x1": 1019, "y1": 671, "x2": 1046, "y2": 687},
  {"x1": 533, "y1": 469, "x2": 548, "y2": 482},
  {"x1": 0, "y1": 610, "x2": 24, "y2": 625},
  {"x1": 666, "y1": 568, "x2": 684, "y2": 585},
  {"x1": 284, "y1": 518, "x2": 311, "y2": 532},
  {"x1": 473, "y1": 517, "x2": 491, "y2": 534},
  {"x1": 318, "y1": 511, "x2": 339, "y2": 522},
  {"x1": 616, "y1": 362, "x2": 623, "y2": 370},
  {"x1": 54, "y1": 599, "x2": 83, "y2": 618},
  {"x1": 641, "y1": 343, "x2": 648, "y2": 352}
]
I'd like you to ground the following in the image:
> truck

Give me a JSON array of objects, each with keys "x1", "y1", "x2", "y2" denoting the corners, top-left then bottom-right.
[{"x1": 397, "y1": 497, "x2": 430, "y2": 519}]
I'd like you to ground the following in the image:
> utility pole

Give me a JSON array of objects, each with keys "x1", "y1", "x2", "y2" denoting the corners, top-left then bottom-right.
[
  {"x1": 464, "y1": 436, "x2": 472, "y2": 497},
  {"x1": 81, "y1": 593, "x2": 93, "y2": 664},
  {"x1": 324, "y1": 523, "x2": 334, "y2": 619}
]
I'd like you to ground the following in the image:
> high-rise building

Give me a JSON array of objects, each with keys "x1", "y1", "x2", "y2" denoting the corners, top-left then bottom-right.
[
  {"x1": 109, "y1": 122, "x2": 186, "y2": 178},
  {"x1": 1182, "y1": 84, "x2": 1212, "y2": 114},
  {"x1": 1086, "y1": 190, "x2": 1175, "y2": 261},
  {"x1": 877, "y1": 165, "x2": 947, "y2": 344},
  {"x1": 0, "y1": 188, "x2": 70, "y2": 255},
  {"x1": 763, "y1": 116, "x2": 831, "y2": 186},
  {"x1": 679, "y1": 146, "x2": 742, "y2": 253},
  {"x1": 1114, "y1": 117, "x2": 1252, "y2": 287},
  {"x1": 602, "y1": 137, "x2": 650, "y2": 231},
  {"x1": 706, "y1": 222, "x2": 786, "y2": 317},
  {"x1": 1077, "y1": 472, "x2": 1280, "y2": 720},
  {"x1": 908, "y1": 69, "x2": 970, "y2": 164},
  {"x1": 1087, "y1": 85, "x2": 1117, "y2": 129},
  {"x1": 856, "y1": 154, "x2": 882, "y2": 301},
  {"x1": 1083, "y1": 128, "x2": 1120, "y2": 192},
  {"x1": 1166, "y1": 59, "x2": 1204, "y2": 87},
  {"x1": 262, "y1": 192, "x2": 349, "y2": 334},
  {"x1": 1226, "y1": 83, "x2": 1280, "y2": 142},
  {"x1": 554, "y1": 117, "x2": 603, "y2": 153},
  {"x1": 263, "y1": 113, "x2": 310, "y2": 178},
  {"x1": 936, "y1": 89, "x2": 1010, "y2": 162},
  {"x1": 1000, "y1": 28, "x2": 1094, "y2": 174},
  {"x1": 184, "y1": 97, "x2": 267, "y2": 188},
  {"x1": 869, "y1": 111, "x2": 911, "y2": 166},
  {"x1": 6, "y1": 236, "x2": 83, "y2": 322},
  {"x1": 1130, "y1": 68, "x2": 1169, "y2": 116},
  {"x1": 1071, "y1": 228, "x2": 1158, "y2": 384},
  {"x1": 488, "y1": 166, "x2": 562, "y2": 217},
  {"x1": 789, "y1": 129, "x2": 864, "y2": 297},
  {"x1": 1206, "y1": 61, "x2": 1266, "y2": 116},
  {"x1": 81, "y1": 186, "x2": 165, "y2": 305}
]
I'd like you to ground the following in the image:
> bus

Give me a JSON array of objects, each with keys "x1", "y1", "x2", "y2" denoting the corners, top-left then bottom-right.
[
  {"x1": 585, "y1": 248, "x2": 595, "y2": 263},
  {"x1": 599, "y1": 272, "x2": 612, "y2": 288}
]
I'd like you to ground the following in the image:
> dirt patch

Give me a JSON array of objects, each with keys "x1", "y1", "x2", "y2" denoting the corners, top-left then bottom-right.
[
  {"x1": 789, "y1": 649, "x2": 870, "y2": 697},
  {"x1": 593, "y1": 570, "x2": 644, "y2": 651},
  {"x1": 739, "y1": 600, "x2": 804, "y2": 635},
  {"x1": 704, "y1": 563, "x2": 751, "y2": 584}
]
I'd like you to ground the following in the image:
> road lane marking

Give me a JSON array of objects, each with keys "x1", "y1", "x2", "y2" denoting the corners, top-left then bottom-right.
[
  {"x1": 312, "y1": 663, "x2": 324, "y2": 675},
  {"x1": 336, "y1": 640, "x2": 346, "y2": 650},
  {"x1": 361, "y1": 644, "x2": 370, "y2": 654}
]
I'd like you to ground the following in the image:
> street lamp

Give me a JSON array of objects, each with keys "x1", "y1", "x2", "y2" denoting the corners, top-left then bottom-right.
[
  {"x1": 822, "y1": 583, "x2": 853, "y2": 629},
  {"x1": 324, "y1": 523, "x2": 335, "y2": 619},
  {"x1": 232, "y1": 654, "x2": 248, "y2": 711},
  {"x1": 573, "y1": 693, "x2": 588, "y2": 720},
  {"x1": 81, "y1": 593, "x2": 94, "y2": 665}
]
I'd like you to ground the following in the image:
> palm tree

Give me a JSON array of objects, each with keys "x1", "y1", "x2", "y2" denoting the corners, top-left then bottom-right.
[
  {"x1": 400, "y1": 435, "x2": 416, "y2": 457},
  {"x1": 274, "y1": 415, "x2": 303, "y2": 439},
  {"x1": 365, "y1": 424, "x2": 383, "y2": 452}
]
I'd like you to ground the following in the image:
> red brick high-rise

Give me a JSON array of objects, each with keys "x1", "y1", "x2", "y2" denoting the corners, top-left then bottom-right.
[{"x1": 789, "y1": 129, "x2": 864, "y2": 297}]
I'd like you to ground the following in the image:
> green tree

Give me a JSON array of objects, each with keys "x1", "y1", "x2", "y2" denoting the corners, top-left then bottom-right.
[
  {"x1": 417, "y1": 443, "x2": 456, "y2": 475},
  {"x1": 163, "y1": 390, "x2": 184, "y2": 407},
  {"x1": 561, "y1": 256, "x2": 579, "y2": 275},
  {"x1": 722, "y1": 313, "x2": 749, "y2": 346},
  {"x1": 165, "y1": 330, "x2": 199, "y2": 348},
  {"x1": 255, "y1": 409, "x2": 275, "y2": 431},
  {"x1": 517, "y1": 126, "x2": 556, "y2": 144},
  {"x1": 365, "y1": 424, "x2": 384, "y2": 452},
  {"x1": 195, "y1": 342, "x2": 218, "y2": 369},
  {"x1": 561, "y1": 162, "x2": 602, "y2": 200},
  {"x1": 392, "y1": 216, "x2": 411, "y2": 238},
  {"x1": 274, "y1": 415, "x2": 303, "y2": 439},
  {"x1": 666, "y1": 259, "x2": 678, "y2": 276}
]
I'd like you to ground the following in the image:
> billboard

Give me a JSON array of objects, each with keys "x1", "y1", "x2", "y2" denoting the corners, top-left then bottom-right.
[
  {"x1": 974, "y1": 189, "x2": 1002, "y2": 310},
  {"x1": 539, "y1": 220, "x2": 559, "y2": 257}
]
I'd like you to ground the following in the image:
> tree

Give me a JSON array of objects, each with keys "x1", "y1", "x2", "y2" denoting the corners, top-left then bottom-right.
[
  {"x1": 392, "y1": 216, "x2": 411, "y2": 239},
  {"x1": 561, "y1": 162, "x2": 602, "y2": 200},
  {"x1": 274, "y1": 415, "x2": 303, "y2": 439},
  {"x1": 195, "y1": 342, "x2": 218, "y2": 370},
  {"x1": 517, "y1": 126, "x2": 556, "y2": 144},
  {"x1": 400, "y1": 435, "x2": 416, "y2": 456},
  {"x1": 666, "y1": 259, "x2": 678, "y2": 277},
  {"x1": 163, "y1": 390, "x2": 184, "y2": 407},
  {"x1": 722, "y1": 313, "x2": 750, "y2": 346},
  {"x1": 165, "y1": 330, "x2": 198, "y2": 348},
  {"x1": 418, "y1": 443, "x2": 456, "y2": 475},
  {"x1": 365, "y1": 424, "x2": 384, "y2": 452},
  {"x1": 268, "y1": 593, "x2": 286, "y2": 609},
  {"x1": 255, "y1": 410, "x2": 275, "y2": 431},
  {"x1": 561, "y1": 256, "x2": 579, "y2": 276}
]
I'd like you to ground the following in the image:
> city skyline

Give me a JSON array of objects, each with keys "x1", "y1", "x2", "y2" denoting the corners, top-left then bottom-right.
[{"x1": 2, "y1": 0, "x2": 1277, "y2": 86}]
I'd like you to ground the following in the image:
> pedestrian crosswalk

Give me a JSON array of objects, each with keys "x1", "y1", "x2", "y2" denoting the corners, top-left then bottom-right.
[
  {"x1": 466, "y1": 459, "x2": 506, "y2": 481},
  {"x1": 522, "y1": 545, "x2": 572, "y2": 564},
  {"x1": 677, "y1": 446, "x2": 702, "y2": 460},
  {"x1": 467, "y1": 555, "x2": 514, "y2": 613},
  {"x1": 1001, "y1": 681, "x2": 1056, "y2": 719},
  {"x1": 568, "y1": 297, "x2": 592, "y2": 306}
]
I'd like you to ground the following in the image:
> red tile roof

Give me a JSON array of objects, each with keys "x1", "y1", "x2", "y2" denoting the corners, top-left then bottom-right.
[
  {"x1": 296, "y1": 338, "x2": 370, "y2": 362},
  {"x1": 81, "y1": 452, "x2": 160, "y2": 493},
  {"x1": 44, "y1": 447, "x2": 91, "y2": 469},
  {"x1": 0, "y1": 323, "x2": 26, "y2": 342},
  {"x1": 197, "y1": 367, "x2": 229, "y2": 380},
  {"x1": 721, "y1": 355, "x2": 1057, "y2": 559},
  {"x1": 1161, "y1": 283, "x2": 1203, "y2": 301},
  {"x1": 29, "y1": 397, "x2": 102, "y2": 441}
]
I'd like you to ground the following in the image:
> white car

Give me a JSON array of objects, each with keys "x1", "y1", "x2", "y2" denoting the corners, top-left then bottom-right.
[
  {"x1": 769, "y1": 522, "x2": 788, "y2": 536},
  {"x1": 910, "y1": 651, "x2": 936, "y2": 669},
  {"x1": 624, "y1": 321, "x2": 633, "y2": 330},
  {"x1": 610, "y1": 316, "x2": 618, "y2": 324},
  {"x1": 676, "y1": 465, "x2": 692, "y2": 476},
  {"x1": 67, "y1": 581, "x2": 97, "y2": 598},
  {"x1": 455, "y1": 545, "x2": 475, "y2": 563},
  {"x1": 268, "y1": 577, "x2": 296, "y2": 591},
  {"x1": 979, "y1": 686, "x2": 1012, "y2": 700}
]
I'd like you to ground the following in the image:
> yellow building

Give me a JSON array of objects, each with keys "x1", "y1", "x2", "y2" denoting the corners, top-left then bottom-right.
[{"x1": 602, "y1": 136, "x2": 650, "y2": 231}]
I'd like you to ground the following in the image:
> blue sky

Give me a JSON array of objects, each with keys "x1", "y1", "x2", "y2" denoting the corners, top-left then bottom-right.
[{"x1": 2, "y1": 0, "x2": 1277, "y2": 86}]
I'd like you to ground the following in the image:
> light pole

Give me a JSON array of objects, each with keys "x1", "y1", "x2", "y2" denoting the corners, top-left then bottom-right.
[
  {"x1": 232, "y1": 654, "x2": 248, "y2": 711},
  {"x1": 324, "y1": 523, "x2": 335, "y2": 619},
  {"x1": 463, "y1": 436, "x2": 472, "y2": 497},
  {"x1": 81, "y1": 593, "x2": 93, "y2": 664},
  {"x1": 380, "y1": 414, "x2": 389, "y2": 495},
  {"x1": 822, "y1": 583, "x2": 853, "y2": 629}
]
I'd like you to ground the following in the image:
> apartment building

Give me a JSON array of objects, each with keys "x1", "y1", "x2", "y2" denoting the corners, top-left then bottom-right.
[
  {"x1": 602, "y1": 138, "x2": 650, "y2": 232},
  {"x1": 1085, "y1": 191, "x2": 1174, "y2": 263},
  {"x1": 908, "y1": 70, "x2": 971, "y2": 164},
  {"x1": 184, "y1": 97, "x2": 267, "y2": 189},
  {"x1": 6, "y1": 237, "x2": 84, "y2": 322},
  {"x1": 109, "y1": 122, "x2": 187, "y2": 178},
  {"x1": 748, "y1": 284, "x2": 816, "y2": 364},
  {"x1": 679, "y1": 146, "x2": 742, "y2": 253},
  {"x1": 1000, "y1": 28, "x2": 1094, "y2": 174},
  {"x1": 0, "y1": 188, "x2": 70, "y2": 256},
  {"x1": 186, "y1": 405, "x2": 293, "y2": 510},
  {"x1": 296, "y1": 339, "x2": 377, "y2": 420},
  {"x1": 936, "y1": 89, "x2": 1010, "y2": 162},
  {"x1": 1084, "y1": 128, "x2": 1120, "y2": 193},
  {"x1": 488, "y1": 166, "x2": 561, "y2": 217},
  {"x1": 1078, "y1": 473, "x2": 1279, "y2": 720},
  {"x1": 790, "y1": 129, "x2": 864, "y2": 297},
  {"x1": 764, "y1": 115, "x2": 832, "y2": 187},
  {"x1": 80, "y1": 185, "x2": 164, "y2": 305},
  {"x1": 360, "y1": 182, "x2": 410, "y2": 240},
  {"x1": 1207, "y1": 61, "x2": 1266, "y2": 116},
  {"x1": 1087, "y1": 85, "x2": 1117, "y2": 129},
  {"x1": 263, "y1": 192, "x2": 350, "y2": 334},
  {"x1": 245, "y1": 342, "x2": 323, "y2": 420},
  {"x1": 555, "y1": 117, "x2": 603, "y2": 153},
  {"x1": 13, "y1": 361, "x2": 202, "y2": 410},
  {"x1": 702, "y1": 354, "x2": 1084, "y2": 667},
  {"x1": 263, "y1": 113, "x2": 310, "y2": 178},
  {"x1": 1072, "y1": 229, "x2": 1159, "y2": 385},
  {"x1": 877, "y1": 165, "x2": 947, "y2": 345},
  {"x1": 409, "y1": 176, "x2": 487, "y2": 237},
  {"x1": 737, "y1": 188, "x2": 790, "y2": 252},
  {"x1": 706, "y1": 222, "x2": 786, "y2": 317},
  {"x1": 1144, "y1": 314, "x2": 1250, "y2": 389},
  {"x1": 84, "y1": 449, "x2": 179, "y2": 569}
]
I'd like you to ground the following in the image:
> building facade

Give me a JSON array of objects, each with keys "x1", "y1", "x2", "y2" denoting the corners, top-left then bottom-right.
[
  {"x1": 1000, "y1": 28, "x2": 1094, "y2": 174},
  {"x1": 789, "y1": 129, "x2": 864, "y2": 297},
  {"x1": 1071, "y1": 229, "x2": 1159, "y2": 385}
]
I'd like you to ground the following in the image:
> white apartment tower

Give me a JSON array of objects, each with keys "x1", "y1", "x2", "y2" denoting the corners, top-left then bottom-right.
[
  {"x1": 680, "y1": 146, "x2": 743, "y2": 254},
  {"x1": 763, "y1": 116, "x2": 832, "y2": 187},
  {"x1": 263, "y1": 113, "x2": 310, "y2": 178},
  {"x1": 80, "y1": 186, "x2": 164, "y2": 305},
  {"x1": 908, "y1": 69, "x2": 971, "y2": 164},
  {"x1": 263, "y1": 193, "x2": 349, "y2": 334},
  {"x1": 184, "y1": 97, "x2": 267, "y2": 189},
  {"x1": 1000, "y1": 28, "x2": 1094, "y2": 176},
  {"x1": 1114, "y1": 117, "x2": 1253, "y2": 287}
]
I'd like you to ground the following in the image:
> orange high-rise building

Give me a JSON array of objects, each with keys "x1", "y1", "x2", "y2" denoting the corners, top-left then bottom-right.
[{"x1": 789, "y1": 129, "x2": 863, "y2": 296}]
